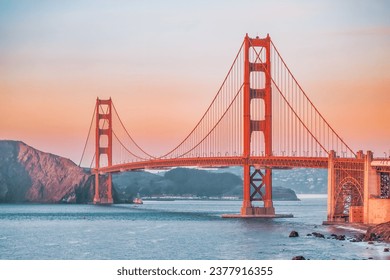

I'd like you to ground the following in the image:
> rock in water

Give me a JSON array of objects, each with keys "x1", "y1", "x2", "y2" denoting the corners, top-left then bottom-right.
[
  {"x1": 292, "y1": 256, "x2": 306, "y2": 260},
  {"x1": 353, "y1": 233, "x2": 365, "y2": 242},
  {"x1": 0, "y1": 140, "x2": 94, "y2": 203},
  {"x1": 289, "y1": 231, "x2": 299, "y2": 237},
  {"x1": 312, "y1": 232, "x2": 325, "y2": 238},
  {"x1": 336, "y1": 235, "x2": 345, "y2": 241}
]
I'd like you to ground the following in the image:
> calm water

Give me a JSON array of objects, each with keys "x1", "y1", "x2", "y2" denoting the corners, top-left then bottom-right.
[{"x1": 0, "y1": 196, "x2": 388, "y2": 260}]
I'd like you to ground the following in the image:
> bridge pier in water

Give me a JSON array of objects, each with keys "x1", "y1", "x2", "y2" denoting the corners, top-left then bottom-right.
[
  {"x1": 94, "y1": 173, "x2": 113, "y2": 204},
  {"x1": 241, "y1": 164, "x2": 275, "y2": 216}
]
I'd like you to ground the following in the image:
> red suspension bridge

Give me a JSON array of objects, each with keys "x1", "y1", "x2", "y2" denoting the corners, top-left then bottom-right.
[{"x1": 80, "y1": 34, "x2": 390, "y2": 224}]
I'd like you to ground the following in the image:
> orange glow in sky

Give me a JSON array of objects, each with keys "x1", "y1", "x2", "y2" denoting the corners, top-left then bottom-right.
[{"x1": 1, "y1": 1, "x2": 389, "y2": 163}]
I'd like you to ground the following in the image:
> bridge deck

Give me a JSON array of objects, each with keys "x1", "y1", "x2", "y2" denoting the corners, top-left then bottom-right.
[{"x1": 96, "y1": 156, "x2": 331, "y2": 173}]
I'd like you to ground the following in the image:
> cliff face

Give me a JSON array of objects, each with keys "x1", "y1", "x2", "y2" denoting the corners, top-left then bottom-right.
[{"x1": 0, "y1": 140, "x2": 94, "y2": 203}]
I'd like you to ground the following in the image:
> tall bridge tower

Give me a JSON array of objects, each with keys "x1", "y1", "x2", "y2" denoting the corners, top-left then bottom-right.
[
  {"x1": 241, "y1": 34, "x2": 275, "y2": 216},
  {"x1": 94, "y1": 98, "x2": 113, "y2": 204}
]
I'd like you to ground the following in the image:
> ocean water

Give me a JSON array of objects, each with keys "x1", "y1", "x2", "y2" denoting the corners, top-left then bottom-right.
[{"x1": 0, "y1": 196, "x2": 389, "y2": 260}]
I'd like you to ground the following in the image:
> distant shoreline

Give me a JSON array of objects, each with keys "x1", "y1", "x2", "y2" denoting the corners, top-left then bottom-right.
[
  {"x1": 140, "y1": 194, "x2": 327, "y2": 202},
  {"x1": 0, "y1": 194, "x2": 327, "y2": 204}
]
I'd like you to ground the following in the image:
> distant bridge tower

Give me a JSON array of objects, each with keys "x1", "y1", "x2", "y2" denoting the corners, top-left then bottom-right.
[
  {"x1": 94, "y1": 98, "x2": 113, "y2": 204},
  {"x1": 241, "y1": 34, "x2": 275, "y2": 216}
]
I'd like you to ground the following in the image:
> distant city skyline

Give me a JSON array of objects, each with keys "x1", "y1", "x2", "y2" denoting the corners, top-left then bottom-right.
[{"x1": 1, "y1": 0, "x2": 389, "y2": 163}]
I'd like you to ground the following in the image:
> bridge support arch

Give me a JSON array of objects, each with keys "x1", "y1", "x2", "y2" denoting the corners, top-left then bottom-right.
[
  {"x1": 327, "y1": 150, "x2": 365, "y2": 223},
  {"x1": 326, "y1": 150, "x2": 390, "y2": 224}
]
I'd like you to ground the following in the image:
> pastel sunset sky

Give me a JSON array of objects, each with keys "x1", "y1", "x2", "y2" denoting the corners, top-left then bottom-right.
[{"x1": 1, "y1": 0, "x2": 389, "y2": 164}]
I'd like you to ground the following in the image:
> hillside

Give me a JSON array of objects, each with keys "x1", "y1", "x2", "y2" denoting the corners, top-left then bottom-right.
[
  {"x1": 0, "y1": 140, "x2": 94, "y2": 203},
  {"x1": 113, "y1": 168, "x2": 299, "y2": 201}
]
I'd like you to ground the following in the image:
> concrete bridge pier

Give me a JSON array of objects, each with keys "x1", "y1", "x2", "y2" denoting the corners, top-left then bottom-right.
[{"x1": 326, "y1": 150, "x2": 390, "y2": 224}]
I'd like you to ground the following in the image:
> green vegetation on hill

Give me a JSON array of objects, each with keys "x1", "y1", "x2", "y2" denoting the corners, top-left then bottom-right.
[{"x1": 113, "y1": 168, "x2": 242, "y2": 199}]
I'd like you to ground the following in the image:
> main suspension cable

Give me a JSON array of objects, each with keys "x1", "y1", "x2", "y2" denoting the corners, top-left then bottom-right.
[{"x1": 79, "y1": 104, "x2": 96, "y2": 167}]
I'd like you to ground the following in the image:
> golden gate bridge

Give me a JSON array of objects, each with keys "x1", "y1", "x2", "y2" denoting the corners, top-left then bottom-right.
[{"x1": 79, "y1": 34, "x2": 390, "y2": 225}]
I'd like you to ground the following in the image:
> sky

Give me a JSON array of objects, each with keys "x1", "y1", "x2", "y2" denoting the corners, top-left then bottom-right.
[{"x1": 1, "y1": 0, "x2": 389, "y2": 164}]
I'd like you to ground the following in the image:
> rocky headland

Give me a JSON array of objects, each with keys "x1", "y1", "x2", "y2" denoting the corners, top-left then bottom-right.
[
  {"x1": 0, "y1": 140, "x2": 94, "y2": 203},
  {"x1": 364, "y1": 222, "x2": 390, "y2": 242}
]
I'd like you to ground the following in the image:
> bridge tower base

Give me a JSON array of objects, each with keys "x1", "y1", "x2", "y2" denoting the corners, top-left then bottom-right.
[{"x1": 240, "y1": 164, "x2": 275, "y2": 216}]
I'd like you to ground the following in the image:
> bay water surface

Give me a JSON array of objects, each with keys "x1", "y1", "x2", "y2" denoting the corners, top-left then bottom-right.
[{"x1": 0, "y1": 195, "x2": 389, "y2": 260}]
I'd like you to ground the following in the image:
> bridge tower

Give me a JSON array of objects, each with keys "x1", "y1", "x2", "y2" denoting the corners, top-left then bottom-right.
[
  {"x1": 94, "y1": 98, "x2": 113, "y2": 204},
  {"x1": 241, "y1": 34, "x2": 275, "y2": 216}
]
